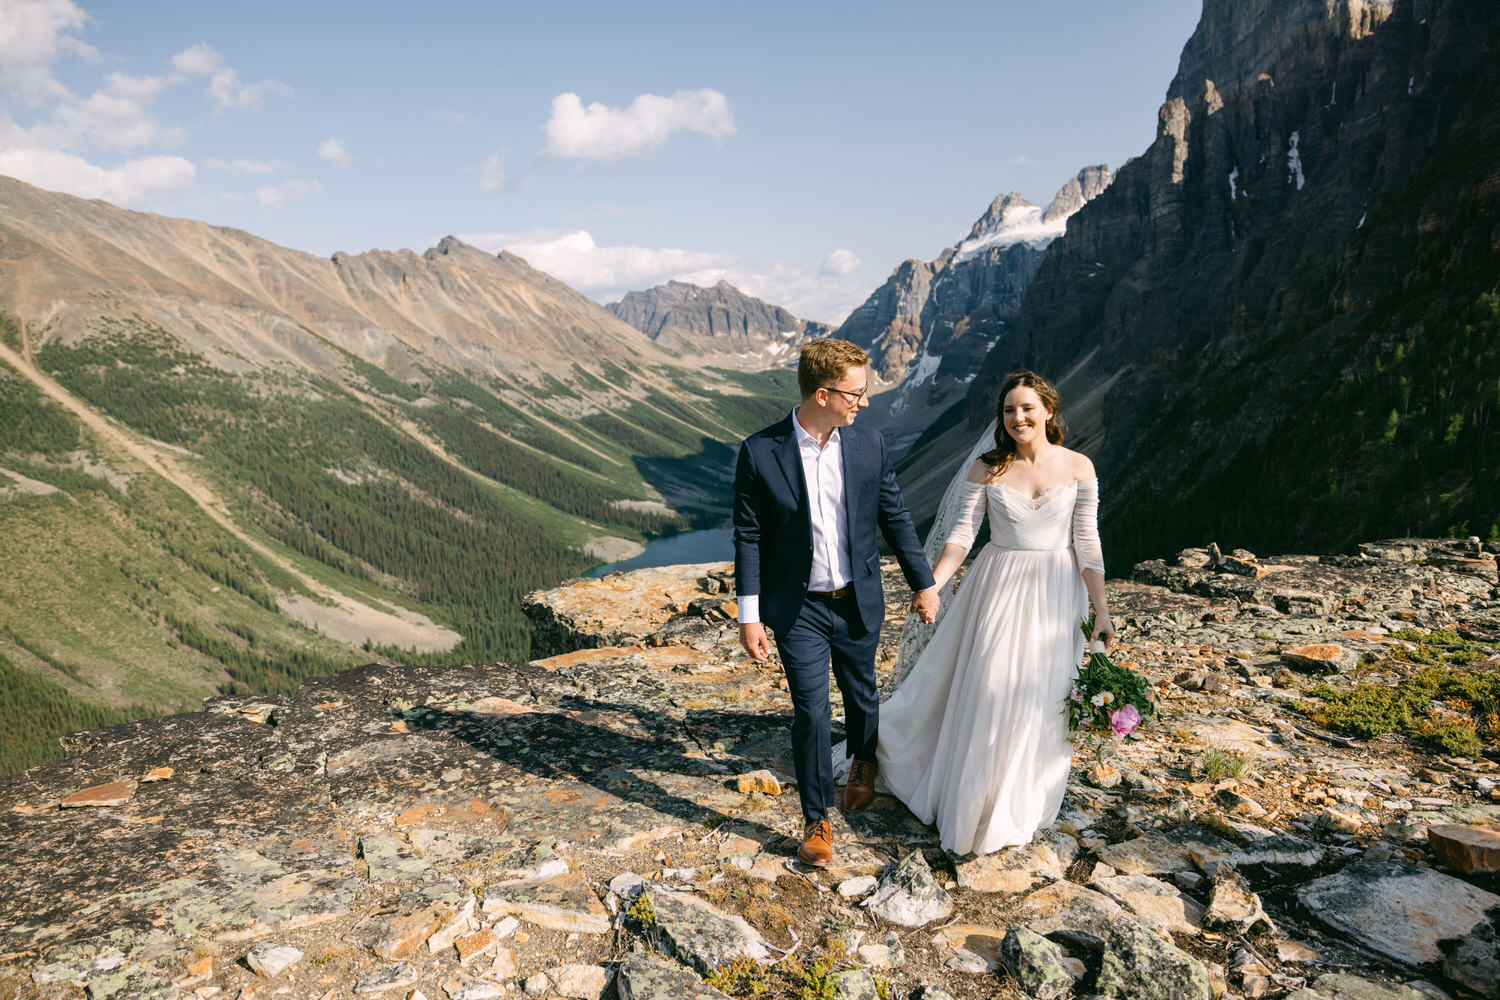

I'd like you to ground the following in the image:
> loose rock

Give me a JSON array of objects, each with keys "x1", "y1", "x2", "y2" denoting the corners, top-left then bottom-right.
[
  {"x1": 244, "y1": 944, "x2": 302, "y2": 979},
  {"x1": 866, "y1": 851, "x2": 953, "y2": 927},
  {"x1": 1204, "y1": 867, "x2": 1274, "y2": 935}
]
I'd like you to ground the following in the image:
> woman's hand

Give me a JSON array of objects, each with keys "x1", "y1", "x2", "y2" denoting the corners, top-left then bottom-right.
[{"x1": 1091, "y1": 612, "x2": 1117, "y2": 651}]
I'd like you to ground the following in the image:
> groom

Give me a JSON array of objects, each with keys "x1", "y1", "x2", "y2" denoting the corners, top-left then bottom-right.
[{"x1": 733, "y1": 338, "x2": 939, "y2": 867}]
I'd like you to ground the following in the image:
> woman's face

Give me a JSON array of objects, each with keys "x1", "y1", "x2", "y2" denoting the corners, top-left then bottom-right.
[{"x1": 1002, "y1": 385, "x2": 1052, "y2": 445}]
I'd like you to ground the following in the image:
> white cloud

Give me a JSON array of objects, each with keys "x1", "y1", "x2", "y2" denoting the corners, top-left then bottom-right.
[
  {"x1": 168, "y1": 42, "x2": 221, "y2": 76},
  {"x1": 55, "y1": 87, "x2": 183, "y2": 149},
  {"x1": 170, "y1": 42, "x2": 292, "y2": 110},
  {"x1": 1010, "y1": 154, "x2": 1029, "y2": 164},
  {"x1": 819, "y1": 248, "x2": 861, "y2": 277},
  {"x1": 254, "y1": 178, "x2": 320, "y2": 209},
  {"x1": 316, "y1": 137, "x2": 351, "y2": 168},
  {"x1": 103, "y1": 72, "x2": 167, "y2": 103},
  {"x1": 205, "y1": 156, "x2": 288, "y2": 174},
  {"x1": 475, "y1": 151, "x2": 519, "y2": 193},
  {"x1": 0, "y1": 0, "x2": 92, "y2": 100},
  {"x1": 540, "y1": 89, "x2": 735, "y2": 163},
  {"x1": 0, "y1": 147, "x2": 194, "y2": 203},
  {"x1": 452, "y1": 228, "x2": 866, "y2": 324},
  {"x1": 435, "y1": 108, "x2": 470, "y2": 126}
]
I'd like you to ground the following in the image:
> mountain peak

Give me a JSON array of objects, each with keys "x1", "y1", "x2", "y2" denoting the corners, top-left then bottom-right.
[
  {"x1": 952, "y1": 170, "x2": 1109, "y2": 265},
  {"x1": 607, "y1": 279, "x2": 831, "y2": 367}
]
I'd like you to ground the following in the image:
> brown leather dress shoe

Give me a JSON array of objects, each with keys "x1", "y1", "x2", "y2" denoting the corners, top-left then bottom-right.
[
  {"x1": 843, "y1": 758, "x2": 878, "y2": 812},
  {"x1": 797, "y1": 819, "x2": 833, "y2": 868}
]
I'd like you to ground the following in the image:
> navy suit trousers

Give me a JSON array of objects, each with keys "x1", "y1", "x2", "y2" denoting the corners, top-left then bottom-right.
[{"x1": 776, "y1": 592, "x2": 880, "y2": 823}]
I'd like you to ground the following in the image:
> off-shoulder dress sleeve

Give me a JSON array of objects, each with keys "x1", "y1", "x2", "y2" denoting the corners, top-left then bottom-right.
[
  {"x1": 941, "y1": 467, "x2": 990, "y2": 551},
  {"x1": 1072, "y1": 478, "x2": 1105, "y2": 575}
]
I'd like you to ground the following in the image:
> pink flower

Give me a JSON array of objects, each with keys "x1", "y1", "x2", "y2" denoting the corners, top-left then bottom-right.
[
  {"x1": 1070, "y1": 687, "x2": 1084, "y2": 704},
  {"x1": 1108, "y1": 703, "x2": 1142, "y2": 738}
]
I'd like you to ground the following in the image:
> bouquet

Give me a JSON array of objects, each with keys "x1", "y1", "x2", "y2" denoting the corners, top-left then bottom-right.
[{"x1": 1065, "y1": 614, "x2": 1156, "y2": 763}]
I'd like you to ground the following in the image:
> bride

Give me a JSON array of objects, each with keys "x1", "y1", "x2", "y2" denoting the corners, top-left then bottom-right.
[{"x1": 850, "y1": 370, "x2": 1116, "y2": 856}]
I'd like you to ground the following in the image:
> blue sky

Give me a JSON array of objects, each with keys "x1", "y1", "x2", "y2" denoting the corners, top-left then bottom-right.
[{"x1": 0, "y1": 0, "x2": 1202, "y2": 322}]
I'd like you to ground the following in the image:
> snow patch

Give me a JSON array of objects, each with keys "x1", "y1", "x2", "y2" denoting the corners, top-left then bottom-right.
[
  {"x1": 1356, "y1": 211, "x2": 1367, "y2": 229},
  {"x1": 903, "y1": 348, "x2": 941, "y2": 388},
  {"x1": 1287, "y1": 131, "x2": 1305, "y2": 190},
  {"x1": 952, "y1": 202, "x2": 1065, "y2": 264},
  {"x1": 1228, "y1": 167, "x2": 1239, "y2": 199}
]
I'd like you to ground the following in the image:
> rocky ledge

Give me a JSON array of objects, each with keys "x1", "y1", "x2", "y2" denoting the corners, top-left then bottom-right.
[{"x1": 2, "y1": 541, "x2": 1499, "y2": 999}]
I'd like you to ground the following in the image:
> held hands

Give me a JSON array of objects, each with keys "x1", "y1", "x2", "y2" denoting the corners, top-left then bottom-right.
[
  {"x1": 909, "y1": 586, "x2": 940, "y2": 625},
  {"x1": 739, "y1": 622, "x2": 772, "y2": 662}
]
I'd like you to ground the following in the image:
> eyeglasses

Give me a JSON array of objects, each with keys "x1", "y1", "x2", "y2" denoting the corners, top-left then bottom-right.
[{"x1": 821, "y1": 385, "x2": 868, "y2": 403}]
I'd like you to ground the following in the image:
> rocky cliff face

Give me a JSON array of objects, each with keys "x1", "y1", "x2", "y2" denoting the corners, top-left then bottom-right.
[
  {"x1": 836, "y1": 168, "x2": 1110, "y2": 451},
  {"x1": 958, "y1": 0, "x2": 1500, "y2": 564},
  {"x1": 4, "y1": 538, "x2": 1498, "y2": 998},
  {"x1": 607, "y1": 280, "x2": 833, "y2": 369}
]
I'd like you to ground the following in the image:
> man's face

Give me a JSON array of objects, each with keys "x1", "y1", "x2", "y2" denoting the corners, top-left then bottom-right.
[{"x1": 821, "y1": 365, "x2": 870, "y2": 425}]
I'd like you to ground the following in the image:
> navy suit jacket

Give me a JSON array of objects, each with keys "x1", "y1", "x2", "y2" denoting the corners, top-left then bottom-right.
[{"x1": 732, "y1": 413, "x2": 935, "y2": 637}]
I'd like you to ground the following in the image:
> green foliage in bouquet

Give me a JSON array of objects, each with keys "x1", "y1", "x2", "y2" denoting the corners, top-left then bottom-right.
[{"x1": 1065, "y1": 614, "x2": 1156, "y2": 743}]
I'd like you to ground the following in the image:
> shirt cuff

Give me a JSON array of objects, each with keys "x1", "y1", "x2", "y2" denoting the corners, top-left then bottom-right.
[{"x1": 737, "y1": 594, "x2": 760, "y2": 624}]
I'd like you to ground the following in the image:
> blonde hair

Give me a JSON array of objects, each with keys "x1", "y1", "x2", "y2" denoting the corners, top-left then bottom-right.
[{"x1": 797, "y1": 339, "x2": 869, "y2": 399}]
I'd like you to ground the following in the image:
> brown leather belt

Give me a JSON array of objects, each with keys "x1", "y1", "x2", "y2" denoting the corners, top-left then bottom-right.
[{"x1": 806, "y1": 586, "x2": 851, "y2": 599}]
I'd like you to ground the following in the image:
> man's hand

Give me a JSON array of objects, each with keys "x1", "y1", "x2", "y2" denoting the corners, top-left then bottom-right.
[
  {"x1": 739, "y1": 622, "x2": 772, "y2": 662},
  {"x1": 909, "y1": 586, "x2": 940, "y2": 624}
]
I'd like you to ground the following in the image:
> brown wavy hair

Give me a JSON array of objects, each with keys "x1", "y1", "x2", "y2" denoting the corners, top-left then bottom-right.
[{"x1": 978, "y1": 370, "x2": 1066, "y2": 476}]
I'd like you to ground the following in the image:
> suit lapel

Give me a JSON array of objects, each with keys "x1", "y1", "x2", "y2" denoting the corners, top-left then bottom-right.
[
  {"x1": 840, "y1": 425, "x2": 860, "y2": 536},
  {"x1": 772, "y1": 424, "x2": 805, "y2": 511}
]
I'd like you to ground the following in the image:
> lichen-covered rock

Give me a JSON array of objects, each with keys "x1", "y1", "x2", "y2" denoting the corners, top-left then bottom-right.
[
  {"x1": 615, "y1": 953, "x2": 735, "y2": 1000},
  {"x1": 866, "y1": 851, "x2": 953, "y2": 927},
  {"x1": 637, "y1": 888, "x2": 771, "y2": 976},
  {"x1": 1095, "y1": 917, "x2": 1212, "y2": 1000},
  {"x1": 998, "y1": 926, "x2": 1074, "y2": 1000},
  {"x1": 834, "y1": 967, "x2": 879, "y2": 1000},
  {"x1": 1285, "y1": 973, "x2": 1430, "y2": 1000}
]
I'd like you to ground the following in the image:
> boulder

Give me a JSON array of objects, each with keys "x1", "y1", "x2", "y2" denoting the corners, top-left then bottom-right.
[
  {"x1": 1095, "y1": 917, "x2": 1213, "y2": 1000},
  {"x1": 1428, "y1": 823, "x2": 1500, "y2": 874},
  {"x1": 1020, "y1": 880, "x2": 1124, "y2": 950},
  {"x1": 1443, "y1": 921, "x2": 1500, "y2": 999},
  {"x1": 998, "y1": 926, "x2": 1074, "y2": 1000},
  {"x1": 1298, "y1": 860, "x2": 1500, "y2": 966},
  {"x1": 1091, "y1": 873, "x2": 1204, "y2": 936},
  {"x1": 955, "y1": 831, "x2": 1077, "y2": 894}
]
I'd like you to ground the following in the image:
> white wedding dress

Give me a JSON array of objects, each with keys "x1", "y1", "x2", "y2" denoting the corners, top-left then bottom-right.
[{"x1": 871, "y1": 474, "x2": 1104, "y2": 856}]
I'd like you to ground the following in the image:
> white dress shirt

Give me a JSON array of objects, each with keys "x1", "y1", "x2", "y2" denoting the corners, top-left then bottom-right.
[{"x1": 739, "y1": 407, "x2": 853, "y2": 625}]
